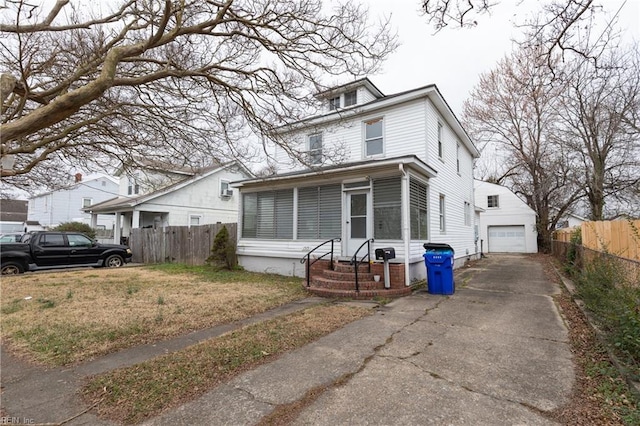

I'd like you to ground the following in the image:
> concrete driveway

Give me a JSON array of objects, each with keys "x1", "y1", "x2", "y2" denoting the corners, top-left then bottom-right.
[{"x1": 149, "y1": 254, "x2": 574, "y2": 425}]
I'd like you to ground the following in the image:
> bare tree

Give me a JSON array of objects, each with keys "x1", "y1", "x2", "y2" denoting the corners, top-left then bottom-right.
[
  {"x1": 421, "y1": 0, "x2": 626, "y2": 68},
  {"x1": 0, "y1": 0, "x2": 397, "y2": 191},
  {"x1": 556, "y1": 45, "x2": 640, "y2": 220},
  {"x1": 464, "y1": 45, "x2": 583, "y2": 252}
]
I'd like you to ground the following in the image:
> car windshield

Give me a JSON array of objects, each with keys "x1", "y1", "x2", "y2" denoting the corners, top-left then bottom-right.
[{"x1": 0, "y1": 234, "x2": 23, "y2": 242}]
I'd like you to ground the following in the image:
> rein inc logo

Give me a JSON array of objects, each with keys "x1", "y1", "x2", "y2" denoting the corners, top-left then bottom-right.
[{"x1": 0, "y1": 418, "x2": 34, "y2": 424}]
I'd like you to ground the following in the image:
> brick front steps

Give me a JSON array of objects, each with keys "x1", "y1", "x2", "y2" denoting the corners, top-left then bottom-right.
[{"x1": 305, "y1": 259, "x2": 411, "y2": 299}]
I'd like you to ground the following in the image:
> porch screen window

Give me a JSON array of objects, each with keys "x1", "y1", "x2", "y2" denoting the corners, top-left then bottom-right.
[
  {"x1": 373, "y1": 177, "x2": 401, "y2": 239},
  {"x1": 242, "y1": 190, "x2": 293, "y2": 239},
  {"x1": 365, "y1": 118, "x2": 383, "y2": 156},
  {"x1": 298, "y1": 184, "x2": 341, "y2": 239},
  {"x1": 410, "y1": 178, "x2": 428, "y2": 240}
]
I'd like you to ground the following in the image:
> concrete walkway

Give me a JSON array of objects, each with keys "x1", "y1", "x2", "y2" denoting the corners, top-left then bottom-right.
[{"x1": 1, "y1": 254, "x2": 575, "y2": 425}]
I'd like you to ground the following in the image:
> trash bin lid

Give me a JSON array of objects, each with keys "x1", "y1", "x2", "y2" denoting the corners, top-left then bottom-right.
[{"x1": 423, "y1": 243, "x2": 454, "y2": 254}]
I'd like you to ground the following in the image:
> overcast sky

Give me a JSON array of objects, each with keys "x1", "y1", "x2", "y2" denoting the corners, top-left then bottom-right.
[{"x1": 363, "y1": 0, "x2": 640, "y2": 117}]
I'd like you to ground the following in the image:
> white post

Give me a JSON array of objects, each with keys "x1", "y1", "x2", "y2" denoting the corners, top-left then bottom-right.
[{"x1": 114, "y1": 212, "x2": 122, "y2": 244}]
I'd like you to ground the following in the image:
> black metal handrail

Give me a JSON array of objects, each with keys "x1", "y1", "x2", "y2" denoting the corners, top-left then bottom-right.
[
  {"x1": 351, "y1": 238, "x2": 374, "y2": 293},
  {"x1": 300, "y1": 238, "x2": 341, "y2": 287}
]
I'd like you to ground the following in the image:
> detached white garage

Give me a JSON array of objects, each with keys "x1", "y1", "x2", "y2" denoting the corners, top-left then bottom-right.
[
  {"x1": 474, "y1": 180, "x2": 538, "y2": 254},
  {"x1": 488, "y1": 225, "x2": 527, "y2": 253}
]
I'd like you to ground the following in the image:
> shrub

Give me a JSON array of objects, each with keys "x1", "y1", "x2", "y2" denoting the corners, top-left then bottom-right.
[
  {"x1": 206, "y1": 226, "x2": 237, "y2": 270},
  {"x1": 52, "y1": 222, "x2": 97, "y2": 240}
]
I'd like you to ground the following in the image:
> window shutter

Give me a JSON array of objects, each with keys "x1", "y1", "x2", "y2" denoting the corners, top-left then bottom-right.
[{"x1": 410, "y1": 178, "x2": 428, "y2": 239}]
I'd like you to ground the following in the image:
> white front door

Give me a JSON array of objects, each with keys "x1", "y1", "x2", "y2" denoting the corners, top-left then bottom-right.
[{"x1": 346, "y1": 191, "x2": 370, "y2": 256}]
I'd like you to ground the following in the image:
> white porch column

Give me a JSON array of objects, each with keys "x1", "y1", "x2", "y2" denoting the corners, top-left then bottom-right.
[
  {"x1": 400, "y1": 164, "x2": 411, "y2": 286},
  {"x1": 114, "y1": 212, "x2": 122, "y2": 244},
  {"x1": 132, "y1": 210, "x2": 140, "y2": 229},
  {"x1": 90, "y1": 213, "x2": 98, "y2": 228}
]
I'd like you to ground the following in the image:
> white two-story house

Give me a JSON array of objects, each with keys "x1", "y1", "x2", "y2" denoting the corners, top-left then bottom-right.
[
  {"x1": 234, "y1": 78, "x2": 480, "y2": 294},
  {"x1": 28, "y1": 173, "x2": 119, "y2": 230}
]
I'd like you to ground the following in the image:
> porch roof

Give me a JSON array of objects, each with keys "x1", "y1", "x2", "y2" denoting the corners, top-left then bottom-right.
[{"x1": 233, "y1": 155, "x2": 437, "y2": 189}]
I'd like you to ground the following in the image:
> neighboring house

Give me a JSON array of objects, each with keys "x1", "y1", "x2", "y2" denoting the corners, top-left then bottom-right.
[
  {"x1": 27, "y1": 174, "x2": 119, "y2": 230},
  {"x1": 0, "y1": 199, "x2": 28, "y2": 233},
  {"x1": 555, "y1": 212, "x2": 587, "y2": 229},
  {"x1": 474, "y1": 180, "x2": 538, "y2": 254},
  {"x1": 85, "y1": 161, "x2": 251, "y2": 244},
  {"x1": 234, "y1": 78, "x2": 481, "y2": 287}
]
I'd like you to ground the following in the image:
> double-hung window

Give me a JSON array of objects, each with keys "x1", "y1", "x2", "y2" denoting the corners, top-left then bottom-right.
[
  {"x1": 487, "y1": 195, "x2": 499, "y2": 208},
  {"x1": 308, "y1": 133, "x2": 323, "y2": 165},
  {"x1": 329, "y1": 96, "x2": 340, "y2": 110},
  {"x1": 439, "y1": 194, "x2": 446, "y2": 232},
  {"x1": 82, "y1": 197, "x2": 93, "y2": 208},
  {"x1": 344, "y1": 90, "x2": 357, "y2": 107},
  {"x1": 365, "y1": 118, "x2": 383, "y2": 157}
]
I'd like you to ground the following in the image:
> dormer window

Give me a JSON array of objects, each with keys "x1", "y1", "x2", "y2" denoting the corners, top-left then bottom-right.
[
  {"x1": 329, "y1": 96, "x2": 340, "y2": 110},
  {"x1": 344, "y1": 90, "x2": 357, "y2": 107}
]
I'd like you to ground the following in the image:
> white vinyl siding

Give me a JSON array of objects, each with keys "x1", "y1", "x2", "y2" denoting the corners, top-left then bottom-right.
[
  {"x1": 373, "y1": 177, "x2": 401, "y2": 239},
  {"x1": 297, "y1": 184, "x2": 341, "y2": 239},
  {"x1": 410, "y1": 178, "x2": 428, "y2": 240},
  {"x1": 464, "y1": 201, "x2": 471, "y2": 226}
]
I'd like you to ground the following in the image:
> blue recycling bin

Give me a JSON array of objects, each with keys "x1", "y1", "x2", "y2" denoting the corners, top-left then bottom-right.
[{"x1": 423, "y1": 243, "x2": 454, "y2": 295}]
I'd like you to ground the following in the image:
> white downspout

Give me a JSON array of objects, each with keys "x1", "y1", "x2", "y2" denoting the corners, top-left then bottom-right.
[{"x1": 399, "y1": 163, "x2": 411, "y2": 287}]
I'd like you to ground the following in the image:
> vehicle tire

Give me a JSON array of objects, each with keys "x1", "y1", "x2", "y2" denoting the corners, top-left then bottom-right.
[
  {"x1": 104, "y1": 254, "x2": 124, "y2": 268},
  {"x1": 1, "y1": 261, "x2": 25, "y2": 275}
]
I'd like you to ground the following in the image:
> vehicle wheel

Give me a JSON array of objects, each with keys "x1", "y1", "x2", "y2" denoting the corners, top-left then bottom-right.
[
  {"x1": 104, "y1": 255, "x2": 124, "y2": 268},
  {"x1": 1, "y1": 261, "x2": 25, "y2": 275}
]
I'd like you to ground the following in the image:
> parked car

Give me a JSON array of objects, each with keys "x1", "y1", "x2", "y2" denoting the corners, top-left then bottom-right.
[
  {"x1": 0, "y1": 231, "x2": 132, "y2": 275},
  {"x1": 0, "y1": 233, "x2": 25, "y2": 243}
]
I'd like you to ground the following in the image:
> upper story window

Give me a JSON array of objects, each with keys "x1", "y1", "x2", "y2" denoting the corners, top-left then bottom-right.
[
  {"x1": 308, "y1": 133, "x2": 323, "y2": 165},
  {"x1": 365, "y1": 118, "x2": 383, "y2": 157},
  {"x1": 487, "y1": 195, "x2": 499, "y2": 208},
  {"x1": 437, "y1": 122, "x2": 443, "y2": 159},
  {"x1": 189, "y1": 215, "x2": 201, "y2": 227},
  {"x1": 127, "y1": 176, "x2": 140, "y2": 196},
  {"x1": 82, "y1": 197, "x2": 93, "y2": 208},
  {"x1": 344, "y1": 90, "x2": 357, "y2": 107},
  {"x1": 329, "y1": 96, "x2": 340, "y2": 110}
]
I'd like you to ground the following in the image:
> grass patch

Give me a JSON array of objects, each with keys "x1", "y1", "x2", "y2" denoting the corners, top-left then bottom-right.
[
  {"x1": 1, "y1": 266, "x2": 307, "y2": 366},
  {"x1": 83, "y1": 304, "x2": 371, "y2": 424}
]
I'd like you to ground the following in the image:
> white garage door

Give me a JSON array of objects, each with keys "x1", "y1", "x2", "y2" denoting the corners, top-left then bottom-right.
[{"x1": 488, "y1": 225, "x2": 526, "y2": 253}]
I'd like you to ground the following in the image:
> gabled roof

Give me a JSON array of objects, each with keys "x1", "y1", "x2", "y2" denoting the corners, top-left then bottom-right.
[
  {"x1": 281, "y1": 81, "x2": 480, "y2": 159},
  {"x1": 30, "y1": 174, "x2": 118, "y2": 198},
  {"x1": 86, "y1": 161, "x2": 252, "y2": 213}
]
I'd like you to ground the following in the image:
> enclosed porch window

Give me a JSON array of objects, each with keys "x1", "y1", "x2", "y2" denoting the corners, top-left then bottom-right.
[
  {"x1": 373, "y1": 177, "x2": 401, "y2": 239},
  {"x1": 242, "y1": 190, "x2": 293, "y2": 239},
  {"x1": 297, "y1": 184, "x2": 341, "y2": 239},
  {"x1": 410, "y1": 177, "x2": 428, "y2": 239}
]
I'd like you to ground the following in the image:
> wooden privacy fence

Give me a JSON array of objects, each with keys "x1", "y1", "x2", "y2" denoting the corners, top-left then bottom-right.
[
  {"x1": 129, "y1": 223, "x2": 237, "y2": 265},
  {"x1": 554, "y1": 220, "x2": 640, "y2": 262}
]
